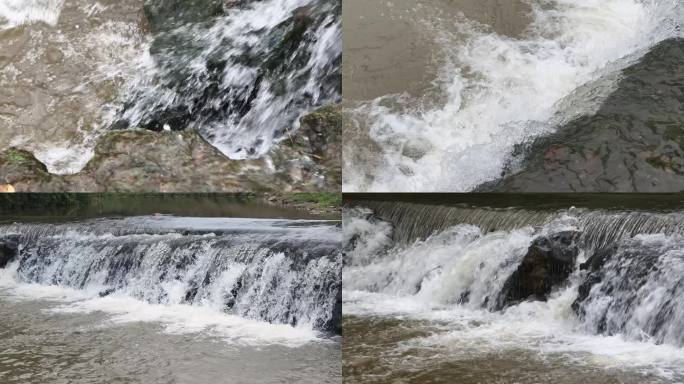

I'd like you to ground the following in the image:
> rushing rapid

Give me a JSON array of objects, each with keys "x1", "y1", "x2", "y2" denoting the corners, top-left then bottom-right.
[
  {"x1": 0, "y1": 216, "x2": 342, "y2": 342},
  {"x1": 343, "y1": 0, "x2": 684, "y2": 192},
  {"x1": 343, "y1": 202, "x2": 684, "y2": 382},
  {"x1": 110, "y1": 0, "x2": 341, "y2": 160},
  {"x1": 0, "y1": 0, "x2": 340, "y2": 173}
]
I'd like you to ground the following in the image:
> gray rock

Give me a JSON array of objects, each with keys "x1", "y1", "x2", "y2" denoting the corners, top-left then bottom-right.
[{"x1": 484, "y1": 38, "x2": 684, "y2": 192}]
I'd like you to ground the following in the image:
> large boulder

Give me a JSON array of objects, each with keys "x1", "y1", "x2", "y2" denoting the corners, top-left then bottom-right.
[
  {"x1": 325, "y1": 286, "x2": 342, "y2": 335},
  {"x1": 483, "y1": 38, "x2": 684, "y2": 192},
  {"x1": 496, "y1": 231, "x2": 580, "y2": 309}
]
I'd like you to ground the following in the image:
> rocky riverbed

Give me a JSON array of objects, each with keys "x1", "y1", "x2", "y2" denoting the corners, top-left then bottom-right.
[{"x1": 0, "y1": 104, "x2": 341, "y2": 192}]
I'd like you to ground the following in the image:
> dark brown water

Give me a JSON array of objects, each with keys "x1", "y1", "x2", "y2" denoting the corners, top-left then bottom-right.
[{"x1": 343, "y1": 316, "x2": 666, "y2": 384}]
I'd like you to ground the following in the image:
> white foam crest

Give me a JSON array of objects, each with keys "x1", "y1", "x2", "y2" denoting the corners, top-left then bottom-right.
[
  {"x1": 343, "y1": 208, "x2": 540, "y2": 307},
  {"x1": 0, "y1": 263, "x2": 96, "y2": 301},
  {"x1": 345, "y1": 280, "x2": 684, "y2": 379},
  {"x1": 53, "y1": 296, "x2": 321, "y2": 347},
  {"x1": 0, "y1": 0, "x2": 64, "y2": 29},
  {"x1": 344, "y1": 225, "x2": 535, "y2": 305},
  {"x1": 32, "y1": 142, "x2": 95, "y2": 175},
  {"x1": 345, "y1": 0, "x2": 684, "y2": 191},
  {"x1": 576, "y1": 233, "x2": 684, "y2": 346}
]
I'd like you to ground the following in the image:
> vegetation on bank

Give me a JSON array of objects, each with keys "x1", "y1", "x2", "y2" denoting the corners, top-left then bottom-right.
[{"x1": 287, "y1": 192, "x2": 342, "y2": 208}]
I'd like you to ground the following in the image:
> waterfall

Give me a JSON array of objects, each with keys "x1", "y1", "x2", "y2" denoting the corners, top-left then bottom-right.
[
  {"x1": 343, "y1": 203, "x2": 684, "y2": 350},
  {"x1": 349, "y1": 200, "x2": 684, "y2": 249},
  {"x1": 0, "y1": 217, "x2": 342, "y2": 335},
  {"x1": 111, "y1": 0, "x2": 341, "y2": 160}
]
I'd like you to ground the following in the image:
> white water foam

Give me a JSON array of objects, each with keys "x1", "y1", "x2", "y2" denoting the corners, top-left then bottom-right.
[
  {"x1": 0, "y1": 0, "x2": 64, "y2": 29},
  {"x1": 344, "y1": 0, "x2": 684, "y2": 191},
  {"x1": 0, "y1": 260, "x2": 322, "y2": 348}
]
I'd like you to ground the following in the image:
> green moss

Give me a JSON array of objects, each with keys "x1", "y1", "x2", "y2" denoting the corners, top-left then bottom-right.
[
  {"x1": 664, "y1": 125, "x2": 684, "y2": 149},
  {"x1": 646, "y1": 156, "x2": 672, "y2": 170},
  {"x1": 6, "y1": 148, "x2": 30, "y2": 164},
  {"x1": 288, "y1": 192, "x2": 342, "y2": 207}
]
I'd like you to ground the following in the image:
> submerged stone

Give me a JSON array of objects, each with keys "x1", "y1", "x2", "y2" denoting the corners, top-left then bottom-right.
[{"x1": 401, "y1": 138, "x2": 432, "y2": 161}]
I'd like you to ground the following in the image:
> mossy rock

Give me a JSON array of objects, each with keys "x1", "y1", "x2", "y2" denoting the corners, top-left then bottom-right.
[
  {"x1": 0, "y1": 147, "x2": 59, "y2": 189},
  {"x1": 0, "y1": 102, "x2": 341, "y2": 192}
]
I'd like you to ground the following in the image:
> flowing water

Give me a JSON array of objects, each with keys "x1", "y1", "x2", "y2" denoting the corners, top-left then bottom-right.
[
  {"x1": 0, "y1": 216, "x2": 342, "y2": 383},
  {"x1": 0, "y1": 0, "x2": 143, "y2": 173},
  {"x1": 343, "y1": 0, "x2": 684, "y2": 192},
  {"x1": 0, "y1": 0, "x2": 340, "y2": 174},
  {"x1": 343, "y1": 201, "x2": 684, "y2": 383}
]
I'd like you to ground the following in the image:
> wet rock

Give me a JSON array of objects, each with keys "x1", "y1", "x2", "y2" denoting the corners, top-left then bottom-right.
[
  {"x1": 143, "y1": 0, "x2": 224, "y2": 32},
  {"x1": 257, "y1": 104, "x2": 342, "y2": 191},
  {"x1": 496, "y1": 231, "x2": 580, "y2": 309},
  {"x1": 0, "y1": 235, "x2": 20, "y2": 268},
  {"x1": 0, "y1": 104, "x2": 340, "y2": 192},
  {"x1": 485, "y1": 38, "x2": 684, "y2": 192},
  {"x1": 44, "y1": 46, "x2": 64, "y2": 64},
  {"x1": 326, "y1": 287, "x2": 342, "y2": 335},
  {"x1": 128, "y1": 0, "x2": 340, "y2": 155}
]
